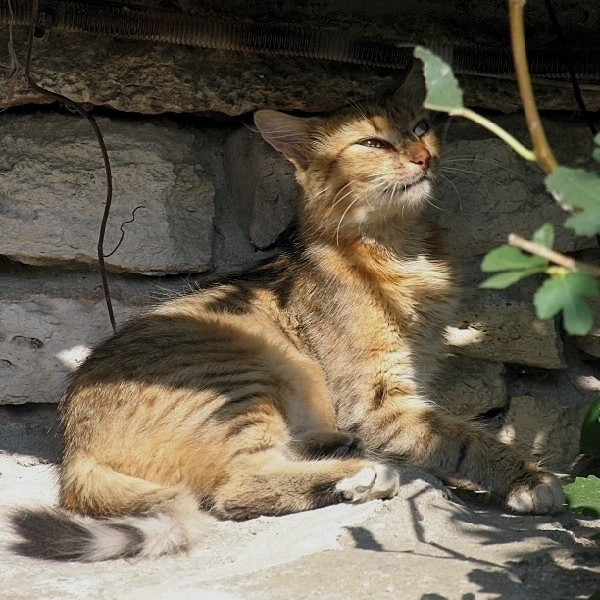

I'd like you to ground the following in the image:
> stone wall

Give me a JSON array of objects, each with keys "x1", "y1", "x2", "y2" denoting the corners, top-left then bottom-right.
[
  {"x1": 3, "y1": 2, "x2": 600, "y2": 115},
  {"x1": 1, "y1": 108, "x2": 598, "y2": 470}
]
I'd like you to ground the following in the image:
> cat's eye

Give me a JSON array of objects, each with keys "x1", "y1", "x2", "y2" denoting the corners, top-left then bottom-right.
[
  {"x1": 358, "y1": 138, "x2": 392, "y2": 149},
  {"x1": 412, "y1": 121, "x2": 429, "y2": 137}
]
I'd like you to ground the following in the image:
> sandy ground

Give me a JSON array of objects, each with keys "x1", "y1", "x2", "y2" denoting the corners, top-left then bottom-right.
[{"x1": 0, "y1": 403, "x2": 598, "y2": 600}]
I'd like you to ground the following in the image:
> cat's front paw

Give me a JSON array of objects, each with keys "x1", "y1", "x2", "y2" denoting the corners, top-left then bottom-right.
[
  {"x1": 506, "y1": 473, "x2": 565, "y2": 515},
  {"x1": 292, "y1": 431, "x2": 365, "y2": 459},
  {"x1": 335, "y1": 464, "x2": 400, "y2": 503}
]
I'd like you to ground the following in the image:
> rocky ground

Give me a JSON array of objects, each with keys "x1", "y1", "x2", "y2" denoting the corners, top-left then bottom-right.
[{"x1": 0, "y1": 403, "x2": 598, "y2": 600}]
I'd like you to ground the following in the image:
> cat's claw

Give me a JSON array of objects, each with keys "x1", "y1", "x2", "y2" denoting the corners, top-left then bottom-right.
[
  {"x1": 506, "y1": 474, "x2": 565, "y2": 514},
  {"x1": 336, "y1": 464, "x2": 400, "y2": 503}
]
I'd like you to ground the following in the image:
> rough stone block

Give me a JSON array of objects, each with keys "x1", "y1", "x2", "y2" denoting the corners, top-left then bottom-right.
[
  {"x1": 225, "y1": 128, "x2": 296, "y2": 249},
  {"x1": 0, "y1": 113, "x2": 215, "y2": 275},
  {"x1": 445, "y1": 291, "x2": 564, "y2": 369},
  {"x1": 498, "y1": 395, "x2": 590, "y2": 470},
  {"x1": 0, "y1": 268, "x2": 186, "y2": 404},
  {"x1": 1, "y1": 29, "x2": 401, "y2": 117},
  {"x1": 0, "y1": 296, "x2": 135, "y2": 404},
  {"x1": 430, "y1": 355, "x2": 506, "y2": 417},
  {"x1": 497, "y1": 342, "x2": 600, "y2": 469}
]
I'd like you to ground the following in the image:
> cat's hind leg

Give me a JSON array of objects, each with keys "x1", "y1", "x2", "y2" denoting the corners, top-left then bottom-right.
[
  {"x1": 207, "y1": 384, "x2": 395, "y2": 520},
  {"x1": 211, "y1": 449, "x2": 399, "y2": 520}
]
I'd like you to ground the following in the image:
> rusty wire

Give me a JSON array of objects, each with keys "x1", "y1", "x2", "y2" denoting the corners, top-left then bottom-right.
[{"x1": 9, "y1": 0, "x2": 118, "y2": 332}]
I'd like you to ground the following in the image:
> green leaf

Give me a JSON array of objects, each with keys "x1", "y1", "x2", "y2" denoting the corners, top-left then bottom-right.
[
  {"x1": 545, "y1": 167, "x2": 600, "y2": 237},
  {"x1": 413, "y1": 46, "x2": 464, "y2": 112},
  {"x1": 532, "y1": 223, "x2": 554, "y2": 248},
  {"x1": 564, "y1": 475, "x2": 600, "y2": 517},
  {"x1": 480, "y1": 271, "x2": 532, "y2": 289},
  {"x1": 481, "y1": 245, "x2": 548, "y2": 273},
  {"x1": 580, "y1": 397, "x2": 600, "y2": 458},
  {"x1": 480, "y1": 270, "x2": 545, "y2": 290},
  {"x1": 593, "y1": 133, "x2": 600, "y2": 163},
  {"x1": 533, "y1": 272, "x2": 599, "y2": 336}
]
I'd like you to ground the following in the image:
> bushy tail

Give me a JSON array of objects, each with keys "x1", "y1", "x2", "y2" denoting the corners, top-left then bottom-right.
[{"x1": 10, "y1": 492, "x2": 209, "y2": 561}]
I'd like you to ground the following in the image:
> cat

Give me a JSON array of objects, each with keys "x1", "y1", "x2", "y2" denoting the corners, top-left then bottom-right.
[{"x1": 10, "y1": 69, "x2": 564, "y2": 561}]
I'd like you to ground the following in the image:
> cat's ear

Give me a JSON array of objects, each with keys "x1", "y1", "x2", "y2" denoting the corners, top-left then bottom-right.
[
  {"x1": 394, "y1": 60, "x2": 427, "y2": 110},
  {"x1": 254, "y1": 110, "x2": 316, "y2": 169}
]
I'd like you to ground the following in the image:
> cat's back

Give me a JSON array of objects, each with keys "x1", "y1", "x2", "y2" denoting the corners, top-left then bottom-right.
[{"x1": 65, "y1": 250, "x2": 308, "y2": 394}]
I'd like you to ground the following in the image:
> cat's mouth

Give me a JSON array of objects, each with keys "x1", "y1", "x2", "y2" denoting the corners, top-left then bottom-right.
[
  {"x1": 400, "y1": 172, "x2": 430, "y2": 191},
  {"x1": 373, "y1": 172, "x2": 432, "y2": 203}
]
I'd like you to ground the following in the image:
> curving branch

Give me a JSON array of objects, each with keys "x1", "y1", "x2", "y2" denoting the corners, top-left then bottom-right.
[{"x1": 508, "y1": 0, "x2": 558, "y2": 174}]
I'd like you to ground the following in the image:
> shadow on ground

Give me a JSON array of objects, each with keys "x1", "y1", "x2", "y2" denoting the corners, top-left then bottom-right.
[{"x1": 343, "y1": 474, "x2": 599, "y2": 600}]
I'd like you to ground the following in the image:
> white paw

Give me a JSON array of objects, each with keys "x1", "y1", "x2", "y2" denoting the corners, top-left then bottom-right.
[
  {"x1": 506, "y1": 475, "x2": 565, "y2": 514},
  {"x1": 335, "y1": 464, "x2": 400, "y2": 503}
]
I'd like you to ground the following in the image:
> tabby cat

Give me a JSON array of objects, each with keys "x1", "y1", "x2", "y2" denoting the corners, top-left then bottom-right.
[{"x1": 11, "y1": 70, "x2": 564, "y2": 561}]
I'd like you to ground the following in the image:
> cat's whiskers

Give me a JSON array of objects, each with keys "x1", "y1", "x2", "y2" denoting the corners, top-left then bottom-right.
[
  {"x1": 365, "y1": 175, "x2": 431, "y2": 220},
  {"x1": 441, "y1": 153, "x2": 511, "y2": 172},
  {"x1": 335, "y1": 195, "x2": 364, "y2": 246},
  {"x1": 300, "y1": 182, "x2": 359, "y2": 240},
  {"x1": 401, "y1": 184, "x2": 410, "y2": 221},
  {"x1": 346, "y1": 98, "x2": 370, "y2": 123},
  {"x1": 423, "y1": 190, "x2": 445, "y2": 212},
  {"x1": 356, "y1": 208, "x2": 371, "y2": 237},
  {"x1": 435, "y1": 172, "x2": 463, "y2": 209},
  {"x1": 310, "y1": 185, "x2": 362, "y2": 240},
  {"x1": 368, "y1": 175, "x2": 400, "y2": 199},
  {"x1": 330, "y1": 181, "x2": 356, "y2": 209},
  {"x1": 320, "y1": 189, "x2": 358, "y2": 237},
  {"x1": 382, "y1": 182, "x2": 399, "y2": 219},
  {"x1": 388, "y1": 180, "x2": 400, "y2": 207},
  {"x1": 442, "y1": 153, "x2": 514, "y2": 184},
  {"x1": 440, "y1": 165, "x2": 506, "y2": 188},
  {"x1": 367, "y1": 181, "x2": 395, "y2": 215},
  {"x1": 312, "y1": 187, "x2": 330, "y2": 199}
]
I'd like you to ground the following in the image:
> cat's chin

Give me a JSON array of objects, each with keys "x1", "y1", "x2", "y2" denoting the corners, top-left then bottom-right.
[
  {"x1": 387, "y1": 172, "x2": 431, "y2": 195},
  {"x1": 387, "y1": 176, "x2": 433, "y2": 211},
  {"x1": 404, "y1": 172, "x2": 432, "y2": 191}
]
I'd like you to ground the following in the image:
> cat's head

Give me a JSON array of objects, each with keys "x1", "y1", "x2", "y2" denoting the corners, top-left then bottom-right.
[{"x1": 255, "y1": 67, "x2": 439, "y2": 242}]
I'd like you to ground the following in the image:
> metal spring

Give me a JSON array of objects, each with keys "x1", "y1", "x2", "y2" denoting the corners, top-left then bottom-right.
[{"x1": 2, "y1": 0, "x2": 600, "y2": 79}]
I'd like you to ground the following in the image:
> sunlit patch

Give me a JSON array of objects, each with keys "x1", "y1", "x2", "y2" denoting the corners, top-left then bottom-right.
[
  {"x1": 444, "y1": 326, "x2": 485, "y2": 348},
  {"x1": 56, "y1": 345, "x2": 91, "y2": 371}
]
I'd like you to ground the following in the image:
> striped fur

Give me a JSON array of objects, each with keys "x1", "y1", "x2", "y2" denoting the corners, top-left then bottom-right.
[{"x1": 11, "y1": 78, "x2": 563, "y2": 560}]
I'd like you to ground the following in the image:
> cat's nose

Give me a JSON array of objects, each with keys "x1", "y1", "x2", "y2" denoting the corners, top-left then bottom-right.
[{"x1": 410, "y1": 147, "x2": 431, "y2": 171}]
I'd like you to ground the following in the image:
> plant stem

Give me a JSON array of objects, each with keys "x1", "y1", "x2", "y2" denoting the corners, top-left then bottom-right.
[
  {"x1": 508, "y1": 0, "x2": 558, "y2": 174},
  {"x1": 508, "y1": 233, "x2": 600, "y2": 277},
  {"x1": 454, "y1": 108, "x2": 537, "y2": 162}
]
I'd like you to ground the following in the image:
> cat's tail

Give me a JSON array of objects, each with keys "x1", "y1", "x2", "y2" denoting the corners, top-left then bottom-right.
[
  {"x1": 9, "y1": 492, "x2": 209, "y2": 561},
  {"x1": 9, "y1": 460, "x2": 211, "y2": 561}
]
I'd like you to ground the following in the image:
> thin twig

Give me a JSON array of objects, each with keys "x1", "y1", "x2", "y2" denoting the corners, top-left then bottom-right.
[
  {"x1": 508, "y1": 0, "x2": 558, "y2": 174},
  {"x1": 23, "y1": 1, "x2": 117, "y2": 333},
  {"x1": 508, "y1": 233, "x2": 600, "y2": 278},
  {"x1": 454, "y1": 107, "x2": 537, "y2": 162}
]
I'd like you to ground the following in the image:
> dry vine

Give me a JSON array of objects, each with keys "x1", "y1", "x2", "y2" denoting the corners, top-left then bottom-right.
[{"x1": 7, "y1": 0, "x2": 118, "y2": 332}]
